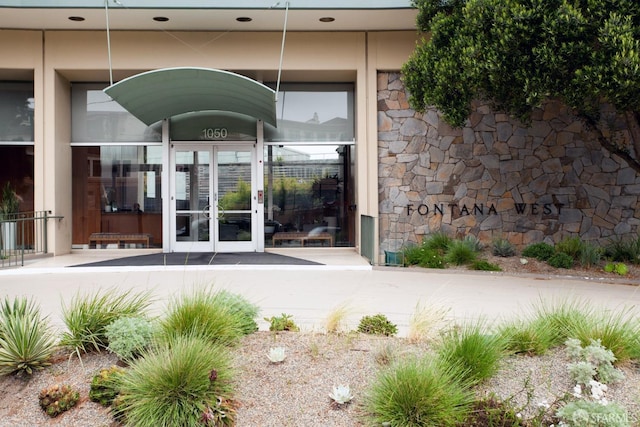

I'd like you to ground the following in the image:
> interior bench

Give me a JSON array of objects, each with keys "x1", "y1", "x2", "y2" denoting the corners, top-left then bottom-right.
[
  {"x1": 89, "y1": 233, "x2": 153, "y2": 249},
  {"x1": 272, "y1": 231, "x2": 333, "y2": 247}
]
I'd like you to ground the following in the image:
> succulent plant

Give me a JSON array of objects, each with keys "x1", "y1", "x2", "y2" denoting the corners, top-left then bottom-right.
[
  {"x1": 329, "y1": 384, "x2": 353, "y2": 405},
  {"x1": 267, "y1": 347, "x2": 286, "y2": 363},
  {"x1": 89, "y1": 365, "x2": 124, "y2": 407},
  {"x1": 38, "y1": 383, "x2": 80, "y2": 417}
]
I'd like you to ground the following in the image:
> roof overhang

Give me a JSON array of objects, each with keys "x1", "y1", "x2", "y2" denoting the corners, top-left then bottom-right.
[{"x1": 104, "y1": 67, "x2": 277, "y2": 127}]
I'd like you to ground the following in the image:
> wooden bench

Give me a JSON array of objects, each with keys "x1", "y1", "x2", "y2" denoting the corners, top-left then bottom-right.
[
  {"x1": 272, "y1": 232, "x2": 333, "y2": 247},
  {"x1": 89, "y1": 233, "x2": 152, "y2": 249}
]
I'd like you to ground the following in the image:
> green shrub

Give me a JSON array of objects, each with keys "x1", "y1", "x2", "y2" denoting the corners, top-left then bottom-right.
[
  {"x1": 555, "y1": 236, "x2": 584, "y2": 260},
  {"x1": 470, "y1": 259, "x2": 501, "y2": 271},
  {"x1": 0, "y1": 296, "x2": 57, "y2": 375},
  {"x1": 159, "y1": 286, "x2": 250, "y2": 346},
  {"x1": 357, "y1": 314, "x2": 398, "y2": 336},
  {"x1": 105, "y1": 317, "x2": 155, "y2": 361},
  {"x1": 59, "y1": 288, "x2": 152, "y2": 358},
  {"x1": 117, "y1": 334, "x2": 235, "y2": 427},
  {"x1": 604, "y1": 236, "x2": 640, "y2": 264},
  {"x1": 89, "y1": 365, "x2": 125, "y2": 407},
  {"x1": 579, "y1": 243, "x2": 603, "y2": 268},
  {"x1": 547, "y1": 252, "x2": 574, "y2": 269},
  {"x1": 264, "y1": 313, "x2": 300, "y2": 332},
  {"x1": 418, "y1": 248, "x2": 446, "y2": 268},
  {"x1": 403, "y1": 243, "x2": 428, "y2": 265},
  {"x1": 423, "y1": 231, "x2": 452, "y2": 252},
  {"x1": 39, "y1": 384, "x2": 80, "y2": 417},
  {"x1": 444, "y1": 239, "x2": 478, "y2": 266},
  {"x1": 362, "y1": 356, "x2": 473, "y2": 426},
  {"x1": 492, "y1": 238, "x2": 516, "y2": 257},
  {"x1": 604, "y1": 262, "x2": 628, "y2": 276},
  {"x1": 521, "y1": 242, "x2": 555, "y2": 261},
  {"x1": 436, "y1": 321, "x2": 506, "y2": 385}
]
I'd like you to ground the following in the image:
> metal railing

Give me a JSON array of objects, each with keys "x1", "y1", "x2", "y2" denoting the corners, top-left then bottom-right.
[{"x1": 0, "y1": 211, "x2": 62, "y2": 268}]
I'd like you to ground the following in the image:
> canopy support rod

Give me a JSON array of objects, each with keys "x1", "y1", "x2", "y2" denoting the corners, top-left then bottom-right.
[
  {"x1": 275, "y1": 1, "x2": 289, "y2": 102},
  {"x1": 105, "y1": 0, "x2": 113, "y2": 86}
]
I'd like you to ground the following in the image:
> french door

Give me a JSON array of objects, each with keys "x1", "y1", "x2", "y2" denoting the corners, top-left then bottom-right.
[{"x1": 170, "y1": 143, "x2": 257, "y2": 252}]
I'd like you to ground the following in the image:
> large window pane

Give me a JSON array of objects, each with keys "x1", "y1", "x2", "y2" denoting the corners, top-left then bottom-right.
[
  {"x1": 265, "y1": 84, "x2": 354, "y2": 142},
  {"x1": 71, "y1": 83, "x2": 161, "y2": 142},
  {"x1": 0, "y1": 82, "x2": 34, "y2": 142},
  {"x1": 72, "y1": 146, "x2": 163, "y2": 248},
  {"x1": 264, "y1": 144, "x2": 355, "y2": 247}
]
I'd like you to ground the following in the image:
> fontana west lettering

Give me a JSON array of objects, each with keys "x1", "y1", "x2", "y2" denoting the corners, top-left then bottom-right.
[{"x1": 406, "y1": 202, "x2": 565, "y2": 216}]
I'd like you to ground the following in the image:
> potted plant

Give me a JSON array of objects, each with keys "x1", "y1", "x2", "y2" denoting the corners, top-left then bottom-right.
[{"x1": 0, "y1": 182, "x2": 20, "y2": 251}]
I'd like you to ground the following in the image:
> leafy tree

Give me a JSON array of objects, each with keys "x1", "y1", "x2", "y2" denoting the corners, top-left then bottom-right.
[{"x1": 403, "y1": 0, "x2": 640, "y2": 171}]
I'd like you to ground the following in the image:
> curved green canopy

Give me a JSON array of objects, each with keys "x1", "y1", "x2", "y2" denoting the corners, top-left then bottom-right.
[{"x1": 104, "y1": 67, "x2": 277, "y2": 127}]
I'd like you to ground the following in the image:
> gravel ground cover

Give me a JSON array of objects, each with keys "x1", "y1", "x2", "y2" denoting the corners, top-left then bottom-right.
[
  {"x1": 0, "y1": 330, "x2": 638, "y2": 426},
  {"x1": 0, "y1": 258, "x2": 639, "y2": 426}
]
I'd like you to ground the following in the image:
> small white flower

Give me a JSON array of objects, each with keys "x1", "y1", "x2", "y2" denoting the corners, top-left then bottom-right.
[
  {"x1": 267, "y1": 347, "x2": 286, "y2": 363},
  {"x1": 516, "y1": 413, "x2": 522, "y2": 419},
  {"x1": 329, "y1": 385, "x2": 353, "y2": 405}
]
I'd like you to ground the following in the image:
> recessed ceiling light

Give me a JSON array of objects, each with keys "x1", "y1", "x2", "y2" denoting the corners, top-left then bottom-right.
[
  {"x1": 236, "y1": 17, "x2": 253, "y2": 22},
  {"x1": 153, "y1": 16, "x2": 169, "y2": 22},
  {"x1": 68, "y1": 16, "x2": 85, "y2": 22},
  {"x1": 319, "y1": 17, "x2": 335, "y2": 23}
]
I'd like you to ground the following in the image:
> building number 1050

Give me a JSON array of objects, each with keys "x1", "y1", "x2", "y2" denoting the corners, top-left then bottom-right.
[{"x1": 202, "y1": 128, "x2": 228, "y2": 139}]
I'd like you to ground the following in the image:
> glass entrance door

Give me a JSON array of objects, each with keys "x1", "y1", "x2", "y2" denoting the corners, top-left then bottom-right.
[{"x1": 170, "y1": 143, "x2": 256, "y2": 252}]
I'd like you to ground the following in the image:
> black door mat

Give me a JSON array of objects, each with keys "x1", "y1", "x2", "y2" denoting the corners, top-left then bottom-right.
[{"x1": 70, "y1": 252, "x2": 322, "y2": 267}]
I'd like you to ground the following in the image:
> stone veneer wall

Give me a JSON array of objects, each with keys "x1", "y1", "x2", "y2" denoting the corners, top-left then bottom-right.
[{"x1": 378, "y1": 72, "x2": 640, "y2": 257}]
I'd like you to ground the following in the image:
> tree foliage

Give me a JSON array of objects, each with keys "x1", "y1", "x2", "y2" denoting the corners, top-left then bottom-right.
[{"x1": 404, "y1": 0, "x2": 640, "y2": 168}]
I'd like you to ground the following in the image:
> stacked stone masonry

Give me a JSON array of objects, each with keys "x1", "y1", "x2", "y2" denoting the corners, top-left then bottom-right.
[{"x1": 378, "y1": 72, "x2": 640, "y2": 256}]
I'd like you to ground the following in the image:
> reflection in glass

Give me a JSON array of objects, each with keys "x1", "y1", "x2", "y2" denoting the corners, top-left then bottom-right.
[
  {"x1": 175, "y1": 150, "x2": 211, "y2": 243},
  {"x1": 0, "y1": 82, "x2": 34, "y2": 142},
  {"x1": 264, "y1": 144, "x2": 354, "y2": 247},
  {"x1": 217, "y1": 149, "x2": 252, "y2": 242},
  {"x1": 265, "y1": 84, "x2": 354, "y2": 142},
  {"x1": 71, "y1": 83, "x2": 161, "y2": 142},
  {"x1": 71, "y1": 146, "x2": 163, "y2": 248}
]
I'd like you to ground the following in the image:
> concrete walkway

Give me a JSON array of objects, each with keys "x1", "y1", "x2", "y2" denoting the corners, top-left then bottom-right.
[{"x1": 1, "y1": 248, "x2": 639, "y2": 336}]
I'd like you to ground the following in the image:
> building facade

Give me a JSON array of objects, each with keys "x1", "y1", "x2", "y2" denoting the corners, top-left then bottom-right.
[
  {"x1": 0, "y1": 1, "x2": 417, "y2": 261},
  {"x1": 1, "y1": 1, "x2": 638, "y2": 264}
]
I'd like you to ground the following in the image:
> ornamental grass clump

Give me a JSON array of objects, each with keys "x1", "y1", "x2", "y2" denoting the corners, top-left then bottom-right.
[
  {"x1": 497, "y1": 316, "x2": 558, "y2": 356},
  {"x1": 444, "y1": 238, "x2": 479, "y2": 266},
  {"x1": 435, "y1": 321, "x2": 506, "y2": 386},
  {"x1": 362, "y1": 356, "x2": 474, "y2": 426},
  {"x1": 117, "y1": 333, "x2": 235, "y2": 427},
  {"x1": 159, "y1": 286, "x2": 254, "y2": 347},
  {"x1": 59, "y1": 287, "x2": 152, "y2": 358},
  {"x1": 0, "y1": 296, "x2": 57, "y2": 376}
]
